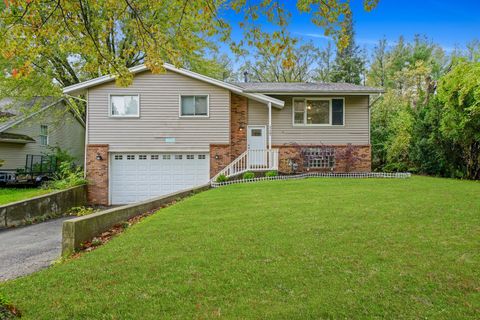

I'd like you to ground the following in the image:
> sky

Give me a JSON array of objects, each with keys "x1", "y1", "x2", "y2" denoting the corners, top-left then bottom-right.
[{"x1": 223, "y1": 0, "x2": 480, "y2": 56}]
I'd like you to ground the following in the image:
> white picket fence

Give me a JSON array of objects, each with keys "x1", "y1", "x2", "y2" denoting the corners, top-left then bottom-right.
[
  {"x1": 212, "y1": 149, "x2": 279, "y2": 182},
  {"x1": 211, "y1": 171, "x2": 411, "y2": 188}
]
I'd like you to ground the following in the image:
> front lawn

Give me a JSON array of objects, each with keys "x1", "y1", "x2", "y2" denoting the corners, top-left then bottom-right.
[
  {"x1": 0, "y1": 188, "x2": 51, "y2": 206},
  {"x1": 1, "y1": 176, "x2": 479, "y2": 319}
]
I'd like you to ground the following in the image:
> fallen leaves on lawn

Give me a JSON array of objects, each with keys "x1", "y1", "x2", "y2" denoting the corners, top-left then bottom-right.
[{"x1": 71, "y1": 201, "x2": 178, "y2": 258}]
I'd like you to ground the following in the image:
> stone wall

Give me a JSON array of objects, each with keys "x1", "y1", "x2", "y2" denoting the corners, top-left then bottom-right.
[
  {"x1": 0, "y1": 185, "x2": 87, "y2": 229},
  {"x1": 275, "y1": 144, "x2": 371, "y2": 174},
  {"x1": 86, "y1": 144, "x2": 109, "y2": 205},
  {"x1": 62, "y1": 184, "x2": 210, "y2": 256}
]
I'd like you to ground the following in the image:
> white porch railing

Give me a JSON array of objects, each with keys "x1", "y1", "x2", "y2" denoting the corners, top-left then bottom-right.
[{"x1": 212, "y1": 149, "x2": 279, "y2": 181}]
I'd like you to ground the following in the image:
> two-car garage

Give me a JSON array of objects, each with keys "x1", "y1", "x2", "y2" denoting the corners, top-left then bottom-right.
[{"x1": 110, "y1": 152, "x2": 210, "y2": 205}]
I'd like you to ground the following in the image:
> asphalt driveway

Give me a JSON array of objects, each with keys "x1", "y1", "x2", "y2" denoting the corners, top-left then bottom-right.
[{"x1": 0, "y1": 216, "x2": 73, "y2": 282}]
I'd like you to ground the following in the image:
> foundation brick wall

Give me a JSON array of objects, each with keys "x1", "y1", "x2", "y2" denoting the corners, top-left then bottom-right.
[
  {"x1": 275, "y1": 144, "x2": 371, "y2": 174},
  {"x1": 85, "y1": 144, "x2": 109, "y2": 205},
  {"x1": 210, "y1": 144, "x2": 231, "y2": 178},
  {"x1": 230, "y1": 93, "x2": 248, "y2": 160}
]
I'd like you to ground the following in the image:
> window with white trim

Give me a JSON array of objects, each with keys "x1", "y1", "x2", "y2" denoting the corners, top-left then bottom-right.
[
  {"x1": 293, "y1": 98, "x2": 344, "y2": 125},
  {"x1": 110, "y1": 95, "x2": 139, "y2": 117},
  {"x1": 40, "y1": 125, "x2": 48, "y2": 146},
  {"x1": 180, "y1": 95, "x2": 208, "y2": 117}
]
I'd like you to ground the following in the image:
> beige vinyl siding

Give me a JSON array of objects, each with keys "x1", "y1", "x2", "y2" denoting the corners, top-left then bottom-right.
[
  {"x1": 248, "y1": 95, "x2": 369, "y2": 145},
  {"x1": 0, "y1": 102, "x2": 85, "y2": 170},
  {"x1": 87, "y1": 70, "x2": 230, "y2": 152}
]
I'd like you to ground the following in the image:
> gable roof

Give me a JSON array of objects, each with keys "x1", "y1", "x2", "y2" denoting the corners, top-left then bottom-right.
[
  {"x1": 233, "y1": 82, "x2": 384, "y2": 95},
  {"x1": 0, "y1": 98, "x2": 85, "y2": 133},
  {"x1": 63, "y1": 64, "x2": 285, "y2": 108}
]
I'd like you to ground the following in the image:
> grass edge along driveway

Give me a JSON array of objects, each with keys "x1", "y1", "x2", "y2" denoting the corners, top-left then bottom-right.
[
  {"x1": 0, "y1": 188, "x2": 51, "y2": 206},
  {"x1": 1, "y1": 176, "x2": 479, "y2": 319}
]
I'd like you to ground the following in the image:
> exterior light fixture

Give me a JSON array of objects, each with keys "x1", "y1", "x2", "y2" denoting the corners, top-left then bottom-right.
[{"x1": 96, "y1": 153, "x2": 103, "y2": 161}]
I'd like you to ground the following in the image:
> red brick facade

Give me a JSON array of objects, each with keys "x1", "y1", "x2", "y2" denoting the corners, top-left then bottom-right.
[
  {"x1": 210, "y1": 93, "x2": 249, "y2": 178},
  {"x1": 209, "y1": 144, "x2": 231, "y2": 178},
  {"x1": 85, "y1": 144, "x2": 109, "y2": 205},
  {"x1": 276, "y1": 144, "x2": 371, "y2": 174},
  {"x1": 230, "y1": 93, "x2": 248, "y2": 160}
]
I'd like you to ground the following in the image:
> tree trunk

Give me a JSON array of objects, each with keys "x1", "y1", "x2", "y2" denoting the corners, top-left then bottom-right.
[{"x1": 466, "y1": 141, "x2": 480, "y2": 180}]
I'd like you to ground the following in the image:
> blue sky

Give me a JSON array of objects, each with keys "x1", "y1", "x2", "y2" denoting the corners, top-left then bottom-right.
[{"x1": 223, "y1": 0, "x2": 480, "y2": 55}]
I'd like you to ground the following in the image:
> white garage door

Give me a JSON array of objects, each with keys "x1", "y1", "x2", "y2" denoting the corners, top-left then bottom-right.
[{"x1": 110, "y1": 153, "x2": 210, "y2": 205}]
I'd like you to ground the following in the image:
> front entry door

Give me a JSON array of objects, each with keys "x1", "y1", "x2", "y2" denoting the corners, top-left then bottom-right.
[{"x1": 247, "y1": 126, "x2": 267, "y2": 167}]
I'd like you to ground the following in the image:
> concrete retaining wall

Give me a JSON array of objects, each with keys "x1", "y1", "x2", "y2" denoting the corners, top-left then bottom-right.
[
  {"x1": 62, "y1": 184, "x2": 210, "y2": 256},
  {"x1": 0, "y1": 185, "x2": 87, "y2": 229}
]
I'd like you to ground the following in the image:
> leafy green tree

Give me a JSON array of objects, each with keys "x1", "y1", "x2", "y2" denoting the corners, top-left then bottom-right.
[
  {"x1": 409, "y1": 98, "x2": 465, "y2": 177},
  {"x1": 238, "y1": 41, "x2": 320, "y2": 82},
  {"x1": 0, "y1": 0, "x2": 379, "y2": 98},
  {"x1": 370, "y1": 91, "x2": 411, "y2": 171},
  {"x1": 437, "y1": 61, "x2": 480, "y2": 179},
  {"x1": 367, "y1": 38, "x2": 388, "y2": 87},
  {"x1": 314, "y1": 41, "x2": 335, "y2": 82},
  {"x1": 330, "y1": 13, "x2": 365, "y2": 84}
]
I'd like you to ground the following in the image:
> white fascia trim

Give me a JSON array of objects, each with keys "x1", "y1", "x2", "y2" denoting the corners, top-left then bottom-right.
[
  {"x1": 63, "y1": 65, "x2": 147, "y2": 94},
  {"x1": 62, "y1": 63, "x2": 285, "y2": 108}
]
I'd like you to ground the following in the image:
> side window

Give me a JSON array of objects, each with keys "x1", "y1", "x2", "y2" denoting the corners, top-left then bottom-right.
[
  {"x1": 180, "y1": 95, "x2": 209, "y2": 117},
  {"x1": 40, "y1": 125, "x2": 48, "y2": 146},
  {"x1": 110, "y1": 95, "x2": 140, "y2": 117},
  {"x1": 332, "y1": 99, "x2": 344, "y2": 125}
]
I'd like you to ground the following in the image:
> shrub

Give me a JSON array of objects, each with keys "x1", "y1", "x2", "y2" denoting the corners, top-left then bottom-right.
[
  {"x1": 265, "y1": 170, "x2": 278, "y2": 177},
  {"x1": 44, "y1": 161, "x2": 87, "y2": 190},
  {"x1": 242, "y1": 172, "x2": 255, "y2": 180},
  {"x1": 216, "y1": 174, "x2": 228, "y2": 183},
  {"x1": 67, "y1": 206, "x2": 96, "y2": 217}
]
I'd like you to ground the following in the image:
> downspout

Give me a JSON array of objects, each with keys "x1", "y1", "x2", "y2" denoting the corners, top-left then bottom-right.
[{"x1": 268, "y1": 102, "x2": 272, "y2": 150}]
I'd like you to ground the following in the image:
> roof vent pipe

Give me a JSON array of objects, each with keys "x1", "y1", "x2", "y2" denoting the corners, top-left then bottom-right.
[{"x1": 243, "y1": 71, "x2": 249, "y2": 83}]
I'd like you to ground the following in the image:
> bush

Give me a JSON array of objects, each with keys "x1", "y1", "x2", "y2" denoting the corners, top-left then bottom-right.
[
  {"x1": 242, "y1": 172, "x2": 255, "y2": 180},
  {"x1": 44, "y1": 161, "x2": 87, "y2": 190},
  {"x1": 216, "y1": 174, "x2": 228, "y2": 183},
  {"x1": 265, "y1": 170, "x2": 278, "y2": 177},
  {"x1": 67, "y1": 206, "x2": 96, "y2": 217}
]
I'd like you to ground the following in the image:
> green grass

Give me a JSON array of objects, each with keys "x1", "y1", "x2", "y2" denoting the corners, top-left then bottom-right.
[
  {"x1": 1, "y1": 176, "x2": 479, "y2": 319},
  {"x1": 0, "y1": 188, "x2": 51, "y2": 205}
]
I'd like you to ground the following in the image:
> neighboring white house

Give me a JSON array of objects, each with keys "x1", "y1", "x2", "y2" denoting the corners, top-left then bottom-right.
[
  {"x1": 63, "y1": 64, "x2": 383, "y2": 206},
  {"x1": 0, "y1": 98, "x2": 85, "y2": 172}
]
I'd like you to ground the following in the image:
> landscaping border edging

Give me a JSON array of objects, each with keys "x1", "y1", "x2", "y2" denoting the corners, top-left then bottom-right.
[
  {"x1": 0, "y1": 185, "x2": 87, "y2": 229},
  {"x1": 61, "y1": 183, "x2": 210, "y2": 256},
  {"x1": 211, "y1": 172, "x2": 411, "y2": 187}
]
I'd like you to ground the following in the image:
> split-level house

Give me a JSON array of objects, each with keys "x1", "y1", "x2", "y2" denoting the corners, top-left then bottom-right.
[{"x1": 63, "y1": 64, "x2": 383, "y2": 205}]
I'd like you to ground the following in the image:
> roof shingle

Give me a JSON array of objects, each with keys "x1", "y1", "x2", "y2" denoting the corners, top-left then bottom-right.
[{"x1": 232, "y1": 82, "x2": 384, "y2": 94}]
